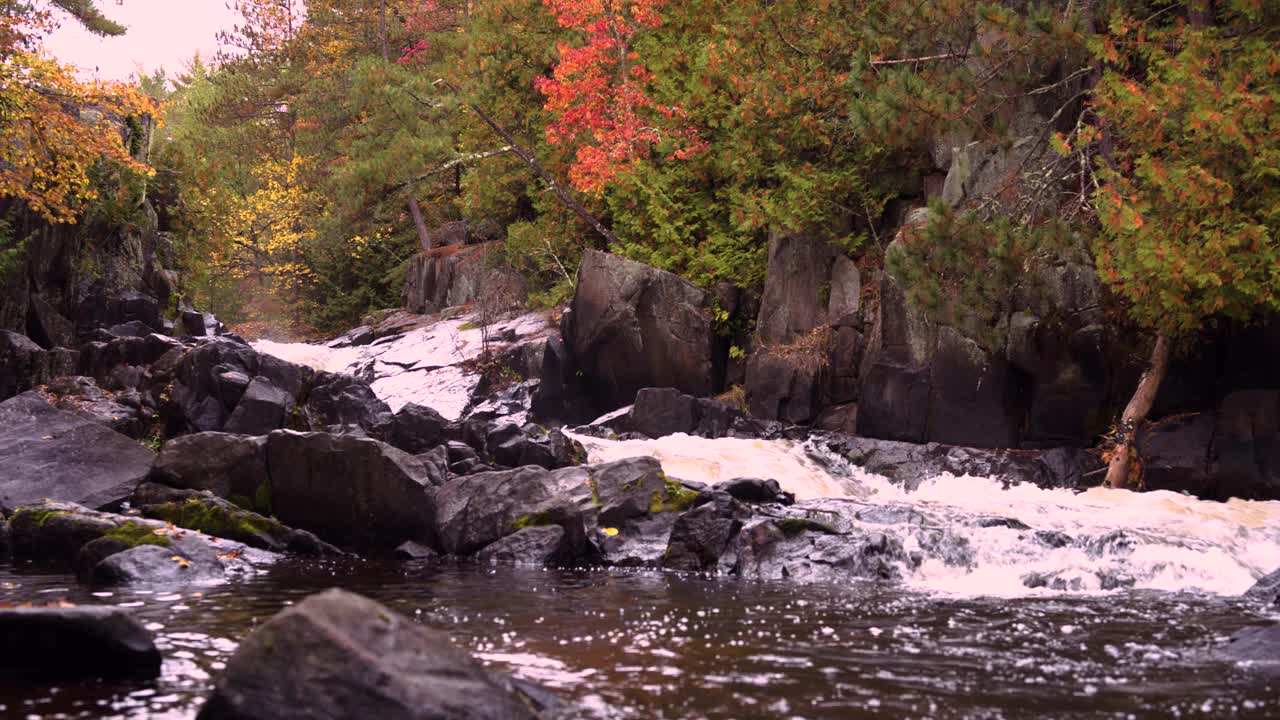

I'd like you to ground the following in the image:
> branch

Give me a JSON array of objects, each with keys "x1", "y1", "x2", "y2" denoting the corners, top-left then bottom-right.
[
  {"x1": 870, "y1": 52, "x2": 965, "y2": 66},
  {"x1": 388, "y1": 146, "x2": 514, "y2": 191}
]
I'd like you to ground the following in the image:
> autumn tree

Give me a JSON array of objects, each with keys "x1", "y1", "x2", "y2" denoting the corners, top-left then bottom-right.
[
  {"x1": 0, "y1": 2, "x2": 153, "y2": 224},
  {"x1": 1081, "y1": 0, "x2": 1280, "y2": 487}
]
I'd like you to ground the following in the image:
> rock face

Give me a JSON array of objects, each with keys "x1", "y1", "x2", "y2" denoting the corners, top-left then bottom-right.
[
  {"x1": 263, "y1": 431, "x2": 438, "y2": 552},
  {"x1": 197, "y1": 589, "x2": 553, "y2": 720},
  {"x1": 0, "y1": 606, "x2": 161, "y2": 680},
  {"x1": 566, "y1": 249, "x2": 721, "y2": 412},
  {"x1": 1133, "y1": 391, "x2": 1280, "y2": 501},
  {"x1": 401, "y1": 241, "x2": 526, "y2": 316},
  {"x1": 0, "y1": 392, "x2": 155, "y2": 511},
  {"x1": 0, "y1": 330, "x2": 54, "y2": 400}
]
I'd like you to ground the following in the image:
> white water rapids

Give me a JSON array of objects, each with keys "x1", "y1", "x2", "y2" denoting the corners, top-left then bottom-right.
[
  {"x1": 570, "y1": 431, "x2": 1280, "y2": 599},
  {"x1": 254, "y1": 323, "x2": 1280, "y2": 601}
]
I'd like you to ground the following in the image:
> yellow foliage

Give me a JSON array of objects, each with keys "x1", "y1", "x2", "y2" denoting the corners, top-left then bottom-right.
[{"x1": 0, "y1": 14, "x2": 155, "y2": 223}]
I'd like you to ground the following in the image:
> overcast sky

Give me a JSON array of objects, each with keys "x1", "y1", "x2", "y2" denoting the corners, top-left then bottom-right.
[{"x1": 45, "y1": 0, "x2": 241, "y2": 81}]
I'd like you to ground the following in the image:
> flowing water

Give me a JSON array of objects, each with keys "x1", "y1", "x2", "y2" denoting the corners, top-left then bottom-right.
[{"x1": 4, "y1": 430, "x2": 1279, "y2": 718}]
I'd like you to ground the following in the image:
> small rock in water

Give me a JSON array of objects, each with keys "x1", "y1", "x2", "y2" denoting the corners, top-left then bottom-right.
[
  {"x1": 197, "y1": 588, "x2": 558, "y2": 720},
  {"x1": 0, "y1": 605, "x2": 161, "y2": 680}
]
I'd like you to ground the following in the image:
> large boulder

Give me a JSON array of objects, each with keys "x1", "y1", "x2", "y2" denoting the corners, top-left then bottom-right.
[
  {"x1": 1245, "y1": 567, "x2": 1280, "y2": 608},
  {"x1": 149, "y1": 432, "x2": 271, "y2": 505},
  {"x1": 26, "y1": 293, "x2": 75, "y2": 349},
  {"x1": 662, "y1": 492, "x2": 751, "y2": 573},
  {"x1": 0, "y1": 392, "x2": 154, "y2": 511},
  {"x1": 567, "y1": 249, "x2": 720, "y2": 412},
  {"x1": 1208, "y1": 390, "x2": 1280, "y2": 500},
  {"x1": 390, "y1": 402, "x2": 449, "y2": 454},
  {"x1": 197, "y1": 589, "x2": 554, "y2": 720},
  {"x1": 223, "y1": 377, "x2": 292, "y2": 435},
  {"x1": 745, "y1": 349, "x2": 824, "y2": 425},
  {"x1": 0, "y1": 606, "x2": 161, "y2": 680},
  {"x1": 167, "y1": 337, "x2": 263, "y2": 433},
  {"x1": 263, "y1": 431, "x2": 438, "y2": 552}
]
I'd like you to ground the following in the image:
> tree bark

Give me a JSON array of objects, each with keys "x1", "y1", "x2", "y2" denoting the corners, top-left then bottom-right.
[
  {"x1": 1105, "y1": 333, "x2": 1171, "y2": 489},
  {"x1": 433, "y1": 79, "x2": 620, "y2": 249},
  {"x1": 407, "y1": 195, "x2": 432, "y2": 251}
]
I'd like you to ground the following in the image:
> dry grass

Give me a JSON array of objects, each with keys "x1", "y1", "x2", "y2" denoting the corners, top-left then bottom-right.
[{"x1": 760, "y1": 325, "x2": 832, "y2": 374}]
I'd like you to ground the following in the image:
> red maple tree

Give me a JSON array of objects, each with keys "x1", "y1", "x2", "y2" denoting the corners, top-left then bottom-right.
[{"x1": 536, "y1": 0, "x2": 704, "y2": 194}]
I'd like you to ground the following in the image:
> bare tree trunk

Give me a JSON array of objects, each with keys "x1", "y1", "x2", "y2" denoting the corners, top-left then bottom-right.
[
  {"x1": 408, "y1": 196, "x2": 432, "y2": 251},
  {"x1": 1105, "y1": 333, "x2": 1171, "y2": 489},
  {"x1": 433, "y1": 79, "x2": 620, "y2": 249}
]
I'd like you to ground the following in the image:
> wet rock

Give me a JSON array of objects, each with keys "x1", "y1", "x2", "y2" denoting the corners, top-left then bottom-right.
[
  {"x1": 600, "y1": 511, "x2": 680, "y2": 567},
  {"x1": 393, "y1": 540, "x2": 439, "y2": 562},
  {"x1": 181, "y1": 310, "x2": 224, "y2": 337},
  {"x1": 1214, "y1": 624, "x2": 1280, "y2": 672},
  {"x1": 149, "y1": 432, "x2": 271, "y2": 505},
  {"x1": 746, "y1": 349, "x2": 824, "y2": 425},
  {"x1": 0, "y1": 606, "x2": 161, "y2": 680},
  {"x1": 734, "y1": 518, "x2": 908, "y2": 584},
  {"x1": 0, "y1": 392, "x2": 154, "y2": 511},
  {"x1": 264, "y1": 430, "x2": 438, "y2": 553},
  {"x1": 132, "y1": 483, "x2": 343, "y2": 557},
  {"x1": 476, "y1": 525, "x2": 572, "y2": 566},
  {"x1": 567, "y1": 249, "x2": 718, "y2": 412},
  {"x1": 90, "y1": 541, "x2": 225, "y2": 586},
  {"x1": 721, "y1": 478, "x2": 795, "y2": 506},
  {"x1": 197, "y1": 589, "x2": 554, "y2": 720},
  {"x1": 391, "y1": 402, "x2": 449, "y2": 454},
  {"x1": 630, "y1": 387, "x2": 698, "y2": 438},
  {"x1": 822, "y1": 434, "x2": 1051, "y2": 491},
  {"x1": 1244, "y1": 568, "x2": 1280, "y2": 607},
  {"x1": 663, "y1": 493, "x2": 751, "y2": 572},
  {"x1": 223, "y1": 377, "x2": 292, "y2": 435},
  {"x1": 8, "y1": 500, "x2": 260, "y2": 585},
  {"x1": 433, "y1": 465, "x2": 593, "y2": 557},
  {"x1": 303, "y1": 373, "x2": 394, "y2": 439}
]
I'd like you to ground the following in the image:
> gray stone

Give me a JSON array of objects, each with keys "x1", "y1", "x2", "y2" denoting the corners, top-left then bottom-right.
[
  {"x1": 568, "y1": 249, "x2": 718, "y2": 411},
  {"x1": 0, "y1": 606, "x2": 161, "y2": 680},
  {"x1": 0, "y1": 392, "x2": 154, "y2": 511},
  {"x1": 197, "y1": 589, "x2": 553, "y2": 720},
  {"x1": 264, "y1": 431, "x2": 438, "y2": 552}
]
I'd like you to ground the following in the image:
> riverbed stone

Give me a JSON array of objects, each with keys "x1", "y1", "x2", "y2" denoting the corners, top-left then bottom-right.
[
  {"x1": 476, "y1": 525, "x2": 572, "y2": 566},
  {"x1": 223, "y1": 377, "x2": 293, "y2": 435},
  {"x1": 0, "y1": 606, "x2": 161, "y2": 680},
  {"x1": 264, "y1": 430, "x2": 437, "y2": 552},
  {"x1": 303, "y1": 373, "x2": 394, "y2": 439},
  {"x1": 631, "y1": 386, "x2": 699, "y2": 438},
  {"x1": 89, "y1": 540, "x2": 226, "y2": 586},
  {"x1": 197, "y1": 589, "x2": 554, "y2": 720},
  {"x1": 433, "y1": 465, "x2": 593, "y2": 557},
  {"x1": 391, "y1": 402, "x2": 449, "y2": 454},
  {"x1": 663, "y1": 493, "x2": 751, "y2": 573},
  {"x1": 734, "y1": 518, "x2": 909, "y2": 584},
  {"x1": 0, "y1": 391, "x2": 154, "y2": 511}
]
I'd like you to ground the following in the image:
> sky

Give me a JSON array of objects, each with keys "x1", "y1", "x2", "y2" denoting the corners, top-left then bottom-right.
[{"x1": 45, "y1": 0, "x2": 242, "y2": 81}]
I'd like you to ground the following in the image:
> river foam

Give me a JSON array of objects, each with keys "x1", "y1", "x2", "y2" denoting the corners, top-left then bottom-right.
[{"x1": 569, "y1": 430, "x2": 1280, "y2": 598}]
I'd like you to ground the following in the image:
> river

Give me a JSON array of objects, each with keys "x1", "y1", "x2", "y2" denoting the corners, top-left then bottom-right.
[{"x1": 6, "y1": 336, "x2": 1276, "y2": 718}]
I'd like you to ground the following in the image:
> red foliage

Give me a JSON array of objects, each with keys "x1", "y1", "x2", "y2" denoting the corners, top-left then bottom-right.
[{"x1": 536, "y1": 0, "x2": 704, "y2": 193}]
